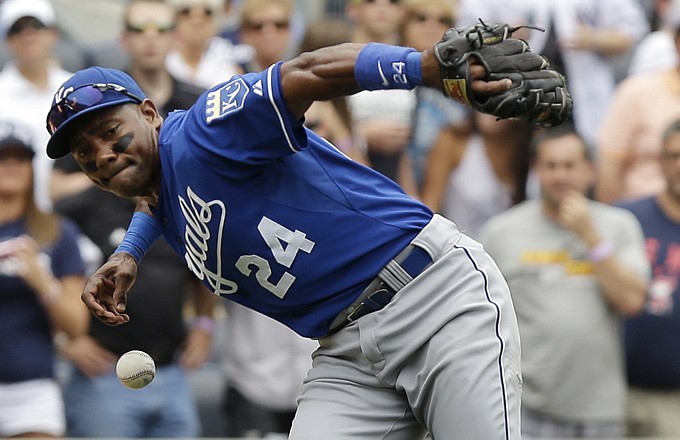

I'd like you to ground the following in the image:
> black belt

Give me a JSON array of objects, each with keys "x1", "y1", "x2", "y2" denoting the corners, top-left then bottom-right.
[{"x1": 327, "y1": 244, "x2": 433, "y2": 335}]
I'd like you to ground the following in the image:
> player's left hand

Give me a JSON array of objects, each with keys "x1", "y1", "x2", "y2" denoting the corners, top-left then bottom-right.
[
  {"x1": 81, "y1": 252, "x2": 138, "y2": 325},
  {"x1": 433, "y1": 21, "x2": 572, "y2": 127}
]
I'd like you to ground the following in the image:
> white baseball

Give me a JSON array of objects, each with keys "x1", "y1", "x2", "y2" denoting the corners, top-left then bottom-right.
[{"x1": 116, "y1": 350, "x2": 156, "y2": 389}]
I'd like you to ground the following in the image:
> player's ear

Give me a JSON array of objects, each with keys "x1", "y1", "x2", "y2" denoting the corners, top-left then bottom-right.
[{"x1": 138, "y1": 99, "x2": 162, "y2": 129}]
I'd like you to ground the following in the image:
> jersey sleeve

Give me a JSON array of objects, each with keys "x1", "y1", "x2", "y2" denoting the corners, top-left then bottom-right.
[{"x1": 176, "y1": 62, "x2": 309, "y2": 171}]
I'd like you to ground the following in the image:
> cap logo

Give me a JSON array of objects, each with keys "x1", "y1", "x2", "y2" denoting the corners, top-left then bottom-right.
[
  {"x1": 53, "y1": 83, "x2": 130, "y2": 106},
  {"x1": 53, "y1": 85, "x2": 75, "y2": 105}
]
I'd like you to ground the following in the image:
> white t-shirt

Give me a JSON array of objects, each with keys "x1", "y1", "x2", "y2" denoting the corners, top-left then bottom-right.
[{"x1": 0, "y1": 61, "x2": 72, "y2": 211}]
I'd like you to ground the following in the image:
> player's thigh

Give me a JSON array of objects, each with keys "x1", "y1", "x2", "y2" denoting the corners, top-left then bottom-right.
[
  {"x1": 63, "y1": 369, "x2": 147, "y2": 437},
  {"x1": 0, "y1": 379, "x2": 65, "y2": 437},
  {"x1": 402, "y1": 314, "x2": 521, "y2": 440},
  {"x1": 290, "y1": 325, "x2": 427, "y2": 440},
  {"x1": 399, "y1": 236, "x2": 522, "y2": 440},
  {"x1": 147, "y1": 365, "x2": 200, "y2": 438}
]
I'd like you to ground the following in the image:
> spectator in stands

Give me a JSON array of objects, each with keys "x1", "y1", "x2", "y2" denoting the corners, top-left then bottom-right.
[
  {"x1": 0, "y1": 119, "x2": 87, "y2": 438},
  {"x1": 476, "y1": 0, "x2": 648, "y2": 150},
  {"x1": 628, "y1": 0, "x2": 680, "y2": 75},
  {"x1": 345, "y1": 0, "x2": 416, "y2": 192},
  {"x1": 421, "y1": 111, "x2": 532, "y2": 239},
  {"x1": 399, "y1": 0, "x2": 469, "y2": 196},
  {"x1": 597, "y1": 1, "x2": 680, "y2": 203},
  {"x1": 238, "y1": 0, "x2": 294, "y2": 71},
  {"x1": 50, "y1": 2, "x2": 217, "y2": 437},
  {"x1": 166, "y1": 0, "x2": 244, "y2": 88},
  {"x1": 479, "y1": 124, "x2": 650, "y2": 438},
  {"x1": 0, "y1": 0, "x2": 73, "y2": 211},
  {"x1": 619, "y1": 118, "x2": 680, "y2": 437}
]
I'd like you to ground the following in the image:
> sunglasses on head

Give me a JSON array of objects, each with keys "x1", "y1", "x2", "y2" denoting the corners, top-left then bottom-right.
[
  {"x1": 178, "y1": 6, "x2": 214, "y2": 17},
  {"x1": 243, "y1": 19, "x2": 290, "y2": 32},
  {"x1": 46, "y1": 83, "x2": 143, "y2": 135},
  {"x1": 7, "y1": 17, "x2": 48, "y2": 36},
  {"x1": 125, "y1": 21, "x2": 176, "y2": 34}
]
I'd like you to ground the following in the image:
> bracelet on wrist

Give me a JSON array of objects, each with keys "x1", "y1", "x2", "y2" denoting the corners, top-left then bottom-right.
[
  {"x1": 193, "y1": 316, "x2": 216, "y2": 334},
  {"x1": 588, "y1": 241, "x2": 614, "y2": 264}
]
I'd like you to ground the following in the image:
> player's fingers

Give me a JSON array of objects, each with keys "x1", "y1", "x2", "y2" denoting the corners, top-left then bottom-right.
[
  {"x1": 468, "y1": 63, "x2": 486, "y2": 79},
  {"x1": 471, "y1": 78, "x2": 512, "y2": 95},
  {"x1": 81, "y1": 277, "x2": 110, "y2": 314},
  {"x1": 112, "y1": 279, "x2": 131, "y2": 313}
]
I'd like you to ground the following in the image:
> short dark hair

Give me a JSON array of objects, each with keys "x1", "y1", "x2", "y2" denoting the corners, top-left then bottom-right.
[{"x1": 529, "y1": 122, "x2": 591, "y2": 162}]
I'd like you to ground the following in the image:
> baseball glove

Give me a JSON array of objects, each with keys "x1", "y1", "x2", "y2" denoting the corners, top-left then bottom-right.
[{"x1": 434, "y1": 21, "x2": 572, "y2": 127}]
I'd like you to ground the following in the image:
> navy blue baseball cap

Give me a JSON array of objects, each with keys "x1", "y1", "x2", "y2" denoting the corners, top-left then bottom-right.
[{"x1": 46, "y1": 67, "x2": 146, "y2": 159}]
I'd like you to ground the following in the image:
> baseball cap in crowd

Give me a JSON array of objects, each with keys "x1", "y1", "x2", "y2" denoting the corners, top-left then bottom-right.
[
  {"x1": 45, "y1": 67, "x2": 146, "y2": 159},
  {"x1": 0, "y1": 0, "x2": 57, "y2": 38},
  {"x1": 0, "y1": 120, "x2": 35, "y2": 159}
]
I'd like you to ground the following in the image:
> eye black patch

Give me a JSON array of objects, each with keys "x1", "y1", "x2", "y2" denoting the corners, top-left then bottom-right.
[{"x1": 113, "y1": 132, "x2": 134, "y2": 153}]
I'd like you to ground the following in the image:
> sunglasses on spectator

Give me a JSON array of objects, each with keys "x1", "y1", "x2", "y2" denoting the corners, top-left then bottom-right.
[
  {"x1": 46, "y1": 83, "x2": 143, "y2": 135},
  {"x1": 7, "y1": 17, "x2": 48, "y2": 36},
  {"x1": 409, "y1": 13, "x2": 453, "y2": 27},
  {"x1": 243, "y1": 19, "x2": 290, "y2": 32},
  {"x1": 178, "y1": 6, "x2": 214, "y2": 17},
  {"x1": 125, "y1": 22, "x2": 176, "y2": 34}
]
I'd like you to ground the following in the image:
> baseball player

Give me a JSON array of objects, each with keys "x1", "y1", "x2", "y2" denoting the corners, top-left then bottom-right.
[{"x1": 45, "y1": 24, "x2": 570, "y2": 439}]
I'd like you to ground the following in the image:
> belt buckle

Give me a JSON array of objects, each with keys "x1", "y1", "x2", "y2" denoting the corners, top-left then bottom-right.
[{"x1": 346, "y1": 285, "x2": 392, "y2": 322}]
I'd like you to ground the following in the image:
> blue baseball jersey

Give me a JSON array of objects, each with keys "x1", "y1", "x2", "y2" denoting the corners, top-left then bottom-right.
[{"x1": 154, "y1": 63, "x2": 433, "y2": 338}]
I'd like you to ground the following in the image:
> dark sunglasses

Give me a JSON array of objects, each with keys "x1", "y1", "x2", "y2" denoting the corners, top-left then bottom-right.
[
  {"x1": 178, "y1": 6, "x2": 214, "y2": 17},
  {"x1": 243, "y1": 19, "x2": 290, "y2": 32},
  {"x1": 46, "y1": 83, "x2": 143, "y2": 135},
  {"x1": 410, "y1": 13, "x2": 453, "y2": 27},
  {"x1": 125, "y1": 21, "x2": 176, "y2": 34},
  {"x1": 7, "y1": 17, "x2": 48, "y2": 36}
]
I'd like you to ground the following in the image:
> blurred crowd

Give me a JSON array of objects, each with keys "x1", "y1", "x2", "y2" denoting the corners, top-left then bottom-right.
[{"x1": 1, "y1": 0, "x2": 680, "y2": 438}]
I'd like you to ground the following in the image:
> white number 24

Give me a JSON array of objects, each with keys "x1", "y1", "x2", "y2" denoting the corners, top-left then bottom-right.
[{"x1": 235, "y1": 217, "x2": 315, "y2": 298}]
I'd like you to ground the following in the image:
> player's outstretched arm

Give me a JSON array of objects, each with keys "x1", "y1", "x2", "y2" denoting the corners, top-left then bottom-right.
[
  {"x1": 280, "y1": 42, "x2": 509, "y2": 120},
  {"x1": 83, "y1": 201, "x2": 162, "y2": 325},
  {"x1": 81, "y1": 252, "x2": 137, "y2": 326},
  {"x1": 281, "y1": 22, "x2": 572, "y2": 127}
]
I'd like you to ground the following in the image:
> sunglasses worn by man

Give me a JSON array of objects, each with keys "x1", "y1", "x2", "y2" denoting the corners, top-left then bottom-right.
[{"x1": 45, "y1": 32, "x2": 525, "y2": 440}]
